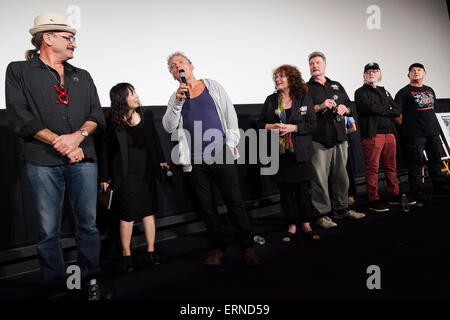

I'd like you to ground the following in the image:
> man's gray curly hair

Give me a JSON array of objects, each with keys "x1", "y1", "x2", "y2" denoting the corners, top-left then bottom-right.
[{"x1": 167, "y1": 51, "x2": 192, "y2": 73}]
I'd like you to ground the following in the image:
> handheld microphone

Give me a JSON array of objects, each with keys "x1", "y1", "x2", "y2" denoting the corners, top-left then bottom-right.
[
  {"x1": 163, "y1": 166, "x2": 173, "y2": 177},
  {"x1": 274, "y1": 109, "x2": 282, "y2": 122},
  {"x1": 179, "y1": 70, "x2": 190, "y2": 99},
  {"x1": 331, "y1": 95, "x2": 338, "y2": 113},
  {"x1": 332, "y1": 95, "x2": 344, "y2": 122}
]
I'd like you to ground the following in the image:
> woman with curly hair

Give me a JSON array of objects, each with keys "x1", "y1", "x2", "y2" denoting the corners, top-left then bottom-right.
[
  {"x1": 258, "y1": 65, "x2": 320, "y2": 243},
  {"x1": 99, "y1": 83, "x2": 168, "y2": 272}
]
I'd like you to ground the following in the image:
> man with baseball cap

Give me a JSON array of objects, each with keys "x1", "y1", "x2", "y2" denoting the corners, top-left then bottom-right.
[
  {"x1": 5, "y1": 13, "x2": 105, "y2": 294},
  {"x1": 355, "y1": 63, "x2": 414, "y2": 212},
  {"x1": 395, "y1": 63, "x2": 450, "y2": 203}
]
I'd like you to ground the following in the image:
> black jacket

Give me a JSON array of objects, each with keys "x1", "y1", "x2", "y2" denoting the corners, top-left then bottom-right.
[
  {"x1": 99, "y1": 110, "x2": 165, "y2": 191},
  {"x1": 306, "y1": 77, "x2": 354, "y2": 148},
  {"x1": 257, "y1": 92, "x2": 316, "y2": 163},
  {"x1": 354, "y1": 84, "x2": 400, "y2": 138}
]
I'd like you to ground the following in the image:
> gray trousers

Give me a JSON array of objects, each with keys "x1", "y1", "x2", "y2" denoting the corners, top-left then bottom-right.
[{"x1": 311, "y1": 141, "x2": 349, "y2": 215}]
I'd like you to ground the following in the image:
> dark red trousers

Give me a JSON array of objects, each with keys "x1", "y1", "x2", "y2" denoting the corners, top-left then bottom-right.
[{"x1": 362, "y1": 133, "x2": 399, "y2": 202}]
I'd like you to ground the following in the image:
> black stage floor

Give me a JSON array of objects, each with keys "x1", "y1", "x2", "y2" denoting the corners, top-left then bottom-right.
[{"x1": 1, "y1": 192, "x2": 449, "y2": 311}]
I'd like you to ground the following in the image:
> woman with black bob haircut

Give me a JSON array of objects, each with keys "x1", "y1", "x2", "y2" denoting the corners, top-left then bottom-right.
[
  {"x1": 100, "y1": 83, "x2": 168, "y2": 272},
  {"x1": 258, "y1": 65, "x2": 320, "y2": 243}
]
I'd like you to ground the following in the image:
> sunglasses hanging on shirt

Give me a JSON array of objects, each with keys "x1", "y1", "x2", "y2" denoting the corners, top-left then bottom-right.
[
  {"x1": 42, "y1": 60, "x2": 69, "y2": 105},
  {"x1": 53, "y1": 85, "x2": 69, "y2": 104}
]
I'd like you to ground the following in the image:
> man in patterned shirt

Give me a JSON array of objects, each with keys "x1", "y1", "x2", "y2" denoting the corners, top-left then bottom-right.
[{"x1": 395, "y1": 63, "x2": 450, "y2": 203}]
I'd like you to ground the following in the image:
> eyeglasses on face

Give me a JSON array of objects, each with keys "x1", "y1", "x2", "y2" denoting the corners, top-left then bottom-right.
[
  {"x1": 273, "y1": 74, "x2": 287, "y2": 81},
  {"x1": 50, "y1": 33, "x2": 76, "y2": 43},
  {"x1": 54, "y1": 85, "x2": 69, "y2": 105}
]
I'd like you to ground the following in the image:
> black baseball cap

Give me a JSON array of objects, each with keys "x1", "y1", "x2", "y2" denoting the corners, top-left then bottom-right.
[
  {"x1": 408, "y1": 63, "x2": 425, "y2": 72},
  {"x1": 364, "y1": 62, "x2": 380, "y2": 73}
]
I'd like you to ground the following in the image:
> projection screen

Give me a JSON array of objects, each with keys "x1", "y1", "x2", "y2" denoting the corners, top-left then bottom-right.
[{"x1": 1, "y1": 0, "x2": 449, "y2": 109}]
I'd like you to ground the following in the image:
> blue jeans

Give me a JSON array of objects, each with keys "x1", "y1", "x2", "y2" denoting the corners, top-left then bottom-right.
[{"x1": 25, "y1": 162, "x2": 101, "y2": 285}]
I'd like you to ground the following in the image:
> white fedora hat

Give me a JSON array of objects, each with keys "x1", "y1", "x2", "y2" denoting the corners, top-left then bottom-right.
[{"x1": 29, "y1": 13, "x2": 77, "y2": 35}]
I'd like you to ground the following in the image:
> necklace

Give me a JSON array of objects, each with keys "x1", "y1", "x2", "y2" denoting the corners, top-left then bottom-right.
[
  {"x1": 42, "y1": 60, "x2": 64, "y2": 88},
  {"x1": 41, "y1": 59, "x2": 70, "y2": 105}
]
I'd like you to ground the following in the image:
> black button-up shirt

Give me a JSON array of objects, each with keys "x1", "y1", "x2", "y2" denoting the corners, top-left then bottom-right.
[
  {"x1": 306, "y1": 77, "x2": 354, "y2": 147},
  {"x1": 5, "y1": 55, "x2": 105, "y2": 166}
]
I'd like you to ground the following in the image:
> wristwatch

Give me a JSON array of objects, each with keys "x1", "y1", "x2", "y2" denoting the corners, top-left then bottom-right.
[{"x1": 80, "y1": 129, "x2": 88, "y2": 137}]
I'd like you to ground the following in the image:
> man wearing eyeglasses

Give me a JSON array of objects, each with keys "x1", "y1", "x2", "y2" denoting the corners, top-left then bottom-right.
[
  {"x1": 5, "y1": 13, "x2": 105, "y2": 295},
  {"x1": 354, "y1": 63, "x2": 412, "y2": 213}
]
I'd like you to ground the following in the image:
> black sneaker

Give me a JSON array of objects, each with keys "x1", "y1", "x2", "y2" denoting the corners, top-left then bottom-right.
[
  {"x1": 368, "y1": 200, "x2": 389, "y2": 212},
  {"x1": 411, "y1": 191, "x2": 429, "y2": 205},
  {"x1": 432, "y1": 184, "x2": 450, "y2": 198},
  {"x1": 387, "y1": 195, "x2": 401, "y2": 205}
]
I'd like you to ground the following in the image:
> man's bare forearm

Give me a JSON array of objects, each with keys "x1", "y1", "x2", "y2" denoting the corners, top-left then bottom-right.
[
  {"x1": 34, "y1": 129, "x2": 59, "y2": 145},
  {"x1": 80, "y1": 121, "x2": 98, "y2": 135}
]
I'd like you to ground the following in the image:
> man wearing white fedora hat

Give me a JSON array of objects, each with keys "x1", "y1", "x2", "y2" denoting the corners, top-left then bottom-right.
[{"x1": 5, "y1": 13, "x2": 105, "y2": 293}]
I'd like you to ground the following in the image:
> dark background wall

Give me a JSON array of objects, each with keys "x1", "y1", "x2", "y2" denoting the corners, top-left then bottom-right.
[{"x1": 1, "y1": 100, "x2": 449, "y2": 251}]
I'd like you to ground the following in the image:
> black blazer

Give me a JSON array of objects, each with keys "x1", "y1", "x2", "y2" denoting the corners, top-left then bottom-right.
[
  {"x1": 99, "y1": 110, "x2": 166, "y2": 191},
  {"x1": 257, "y1": 92, "x2": 316, "y2": 163}
]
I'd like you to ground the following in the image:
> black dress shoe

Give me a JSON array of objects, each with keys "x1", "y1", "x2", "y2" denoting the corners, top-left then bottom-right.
[{"x1": 147, "y1": 251, "x2": 160, "y2": 266}]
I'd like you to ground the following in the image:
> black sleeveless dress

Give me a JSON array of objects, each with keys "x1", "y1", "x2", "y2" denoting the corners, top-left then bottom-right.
[{"x1": 116, "y1": 118, "x2": 153, "y2": 221}]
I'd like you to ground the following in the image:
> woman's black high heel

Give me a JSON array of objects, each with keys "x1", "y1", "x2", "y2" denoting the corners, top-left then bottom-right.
[
  {"x1": 122, "y1": 255, "x2": 134, "y2": 273},
  {"x1": 147, "y1": 251, "x2": 160, "y2": 266}
]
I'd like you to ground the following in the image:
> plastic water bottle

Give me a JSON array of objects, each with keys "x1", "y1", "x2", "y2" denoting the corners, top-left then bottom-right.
[
  {"x1": 401, "y1": 193, "x2": 410, "y2": 213},
  {"x1": 88, "y1": 279, "x2": 101, "y2": 301},
  {"x1": 253, "y1": 235, "x2": 266, "y2": 245}
]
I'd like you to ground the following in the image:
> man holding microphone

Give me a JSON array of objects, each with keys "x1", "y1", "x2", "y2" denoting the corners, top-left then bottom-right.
[
  {"x1": 306, "y1": 51, "x2": 365, "y2": 229},
  {"x1": 162, "y1": 52, "x2": 263, "y2": 268}
]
